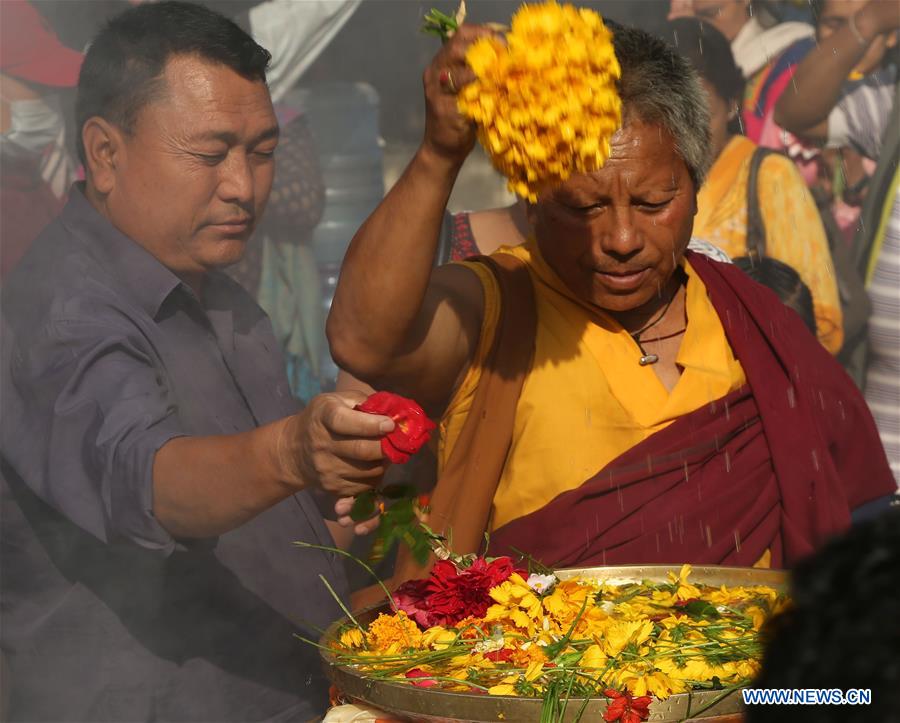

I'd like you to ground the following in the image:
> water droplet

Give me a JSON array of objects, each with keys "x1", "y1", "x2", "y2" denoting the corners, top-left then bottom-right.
[
  {"x1": 787, "y1": 387, "x2": 796, "y2": 408},
  {"x1": 733, "y1": 529, "x2": 742, "y2": 552},
  {"x1": 811, "y1": 449, "x2": 820, "y2": 471},
  {"x1": 705, "y1": 525, "x2": 713, "y2": 548}
]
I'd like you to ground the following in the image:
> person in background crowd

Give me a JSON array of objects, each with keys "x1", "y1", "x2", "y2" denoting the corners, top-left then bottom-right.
[
  {"x1": 0, "y1": 0, "x2": 83, "y2": 278},
  {"x1": 732, "y1": 256, "x2": 818, "y2": 336},
  {"x1": 328, "y1": 20, "x2": 895, "y2": 598},
  {"x1": 806, "y1": 0, "x2": 897, "y2": 243},
  {"x1": 774, "y1": 0, "x2": 900, "y2": 490},
  {"x1": 228, "y1": 112, "x2": 328, "y2": 404},
  {"x1": 0, "y1": 3, "x2": 388, "y2": 720},
  {"x1": 747, "y1": 508, "x2": 900, "y2": 723},
  {"x1": 443, "y1": 200, "x2": 530, "y2": 260},
  {"x1": 690, "y1": 0, "x2": 815, "y2": 145},
  {"x1": 670, "y1": 18, "x2": 843, "y2": 354},
  {"x1": 668, "y1": 0, "x2": 696, "y2": 21}
]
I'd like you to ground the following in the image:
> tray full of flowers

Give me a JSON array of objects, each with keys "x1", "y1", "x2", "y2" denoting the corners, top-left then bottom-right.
[{"x1": 317, "y1": 550, "x2": 788, "y2": 722}]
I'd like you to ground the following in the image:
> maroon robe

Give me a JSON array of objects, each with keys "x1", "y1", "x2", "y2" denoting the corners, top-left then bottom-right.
[{"x1": 490, "y1": 252, "x2": 894, "y2": 569}]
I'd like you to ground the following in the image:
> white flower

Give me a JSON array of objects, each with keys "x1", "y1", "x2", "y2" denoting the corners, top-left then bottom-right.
[
  {"x1": 526, "y1": 573, "x2": 558, "y2": 594},
  {"x1": 474, "y1": 636, "x2": 505, "y2": 653}
]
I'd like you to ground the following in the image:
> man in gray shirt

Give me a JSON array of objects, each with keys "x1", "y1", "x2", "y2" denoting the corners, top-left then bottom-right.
[{"x1": 0, "y1": 2, "x2": 389, "y2": 720}]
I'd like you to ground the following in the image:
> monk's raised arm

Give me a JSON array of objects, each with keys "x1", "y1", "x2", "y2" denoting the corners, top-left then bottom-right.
[{"x1": 327, "y1": 26, "x2": 494, "y2": 411}]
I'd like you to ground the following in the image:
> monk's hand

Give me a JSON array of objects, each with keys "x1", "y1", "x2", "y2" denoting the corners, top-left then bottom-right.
[
  {"x1": 277, "y1": 391, "x2": 394, "y2": 498},
  {"x1": 422, "y1": 24, "x2": 496, "y2": 165}
]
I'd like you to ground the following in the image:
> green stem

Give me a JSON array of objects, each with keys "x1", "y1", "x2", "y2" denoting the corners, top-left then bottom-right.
[
  {"x1": 294, "y1": 541, "x2": 396, "y2": 612},
  {"x1": 319, "y1": 573, "x2": 364, "y2": 633},
  {"x1": 682, "y1": 682, "x2": 744, "y2": 721}
]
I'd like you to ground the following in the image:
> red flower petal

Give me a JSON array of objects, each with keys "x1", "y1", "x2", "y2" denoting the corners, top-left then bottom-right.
[
  {"x1": 632, "y1": 696, "x2": 652, "y2": 714},
  {"x1": 356, "y1": 392, "x2": 436, "y2": 465},
  {"x1": 405, "y1": 668, "x2": 438, "y2": 688},
  {"x1": 603, "y1": 696, "x2": 627, "y2": 722}
]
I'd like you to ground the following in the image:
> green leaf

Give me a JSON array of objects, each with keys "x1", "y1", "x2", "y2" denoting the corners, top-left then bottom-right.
[
  {"x1": 421, "y1": 7, "x2": 459, "y2": 41},
  {"x1": 350, "y1": 491, "x2": 377, "y2": 522},
  {"x1": 555, "y1": 651, "x2": 583, "y2": 667},
  {"x1": 683, "y1": 600, "x2": 721, "y2": 620},
  {"x1": 390, "y1": 498, "x2": 416, "y2": 524}
]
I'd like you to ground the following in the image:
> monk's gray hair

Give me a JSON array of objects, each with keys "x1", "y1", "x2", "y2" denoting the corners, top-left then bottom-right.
[{"x1": 611, "y1": 23, "x2": 713, "y2": 188}]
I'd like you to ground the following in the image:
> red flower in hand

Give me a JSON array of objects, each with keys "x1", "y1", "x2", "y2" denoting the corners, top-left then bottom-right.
[
  {"x1": 356, "y1": 392, "x2": 436, "y2": 464},
  {"x1": 603, "y1": 689, "x2": 652, "y2": 723}
]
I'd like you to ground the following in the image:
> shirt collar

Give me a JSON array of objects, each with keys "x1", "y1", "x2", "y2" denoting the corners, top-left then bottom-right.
[{"x1": 60, "y1": 184, "x2": 184, "y2": 318}]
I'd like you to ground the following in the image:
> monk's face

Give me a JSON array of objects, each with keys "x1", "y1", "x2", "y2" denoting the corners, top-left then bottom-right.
[{"x1": 529, "y1": 119, "x2": 697, "y2": 314}]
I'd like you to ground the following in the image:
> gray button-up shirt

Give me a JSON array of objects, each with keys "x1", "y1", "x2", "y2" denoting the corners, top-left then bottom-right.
[{"x1": 0, "y1": 186, "x2": 348, "y2": 721}]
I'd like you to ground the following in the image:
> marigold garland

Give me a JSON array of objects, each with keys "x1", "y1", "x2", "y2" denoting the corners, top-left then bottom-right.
[{"x1": 457, "y1": 0, "x2": 622, "y2": 202}]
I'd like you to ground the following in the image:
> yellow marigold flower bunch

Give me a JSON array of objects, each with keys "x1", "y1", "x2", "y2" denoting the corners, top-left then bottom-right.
[
  {"x1": 458, "y1": 0, "x2": 622, "y2": 201},
  {"x1": 365, "y1": 611, "x2": 423, "y2": 653}
]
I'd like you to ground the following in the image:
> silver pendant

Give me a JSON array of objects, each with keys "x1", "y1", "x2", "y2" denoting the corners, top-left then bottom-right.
[{"x1": 639, "y1": 354, "x2": 659, "y2": 366}]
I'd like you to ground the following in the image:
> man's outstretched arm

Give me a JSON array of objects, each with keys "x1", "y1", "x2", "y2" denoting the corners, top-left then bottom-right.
[
  {"x1": 153, "y1": 392, "x2": 391, "y2": 539},
  {"x1": 774, "y1": 1, "x2": 899, "y2": 140}
]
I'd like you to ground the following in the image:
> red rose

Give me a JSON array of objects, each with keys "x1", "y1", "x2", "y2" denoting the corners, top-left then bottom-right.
[
  {"x1": 603, "y1": 689, "x2": 652, "y2": 723},
  {"x1": 394, "y1": 556, "x2": 521, "y2": 629},
  {"x1": 356, "y1": 391, "x2": 436, "y2": 464},
  {"x1": 393, "y1": 578, "x2": 440, "y2": 629},
  {"x1": 425, "y1": 556, "x2": 519, "y2": 626}
]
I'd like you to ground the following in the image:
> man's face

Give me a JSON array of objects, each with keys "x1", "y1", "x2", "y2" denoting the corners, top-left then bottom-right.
[
  {"x1": 528, "y1": 119, "x2": 697, "y2": 314},
  {"x1": 692, "y1": 0, "x2": 749, "y2": 42},
  {"x1": 818, "y1": 0, "x2": 895, "y2": 76},
  {"x1": 105, "y1": 54, "x2": 278, "y2": 277}
]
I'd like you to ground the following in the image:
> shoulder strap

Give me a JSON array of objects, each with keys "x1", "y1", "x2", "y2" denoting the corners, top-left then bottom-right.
[
  {"x1": 391, "y1": 253, "x2": 537, "y2": 582},
  {"x1": 745, "y1": 147, "x2": 776, "y2": 260},
  {"x1": 854, "y1": 83, "x2": 900, "y2": 279},
  {"x1": 433, "y1": 210, "x2": 455, "y2": 267}
]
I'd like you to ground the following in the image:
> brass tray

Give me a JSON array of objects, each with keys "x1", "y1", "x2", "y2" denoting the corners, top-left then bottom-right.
[{"x1": 321, "y1": 565, "x2": 788, "y2": 722}]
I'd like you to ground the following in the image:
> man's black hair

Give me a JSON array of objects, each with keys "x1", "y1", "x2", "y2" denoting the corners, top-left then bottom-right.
[
  {"x1": 75, "y1": 0, "x2": 271, "y2": 165},
  {"x1": 667, "y1": 17, "x2": 745, "y2": 105},
  {"x1": 747, "y1": 508, "x2": 900, "y2": 723}
]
